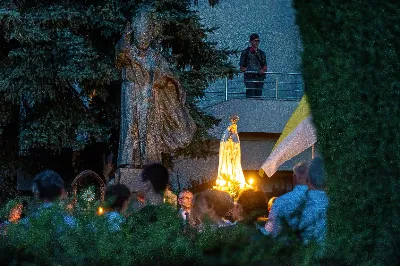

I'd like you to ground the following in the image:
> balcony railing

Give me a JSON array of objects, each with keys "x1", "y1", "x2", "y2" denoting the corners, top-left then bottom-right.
[{"x1": 200, "y1": 71, "x2": 304, "y2": 107}]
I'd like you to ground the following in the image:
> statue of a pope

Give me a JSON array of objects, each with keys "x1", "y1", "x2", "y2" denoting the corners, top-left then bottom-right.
[{"x1": 115, "y1": 6, "x2": 196, "y2": 167}]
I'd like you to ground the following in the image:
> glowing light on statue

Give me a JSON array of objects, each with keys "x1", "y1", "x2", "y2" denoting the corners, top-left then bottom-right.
[{"x1": 214, "y1": 115, "x2": 251, "y2": 198}]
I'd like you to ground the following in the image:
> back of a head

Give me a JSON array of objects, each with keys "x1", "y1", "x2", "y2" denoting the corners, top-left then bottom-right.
[
  {"x1": 249, "y1": 33, "x2": 260, "y2": 41},
  {"x1": 293, "y1": 161, "x2": 309, "y2": 185},
  {"x1": 237, "y1": 189, "x2": 266, "y2": 215},
  {"x1": 141, "y1": 163, "x2": 169, "y2": 195},
  {"x1": 32, "y1": 170, "x2": 65, "y2": 201},
  {"x1": 209, "y1": 190, "x2": 234, "y2": 217},
  {"x1": 268, "y1": 196, "x2": 278, "y2": 212},
  {"x1": 191, "y1": 189, "x2": 234, "y2": 225},
  {"x1": 105, "y1": 184, "x2": 132, "y2": 212},
  {"x1": 308, "y1": 157, "x2": 326, "y2": 190}
]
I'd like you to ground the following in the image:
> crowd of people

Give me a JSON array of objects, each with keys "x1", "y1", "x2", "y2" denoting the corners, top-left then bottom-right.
[{"x1": 0, "y1": 158, "x2": 328, "y2": 248}]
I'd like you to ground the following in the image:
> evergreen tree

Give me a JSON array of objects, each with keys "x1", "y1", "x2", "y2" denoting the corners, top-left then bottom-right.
[
  {"x1": 0, "y1": 0, "x2": 235, "y2": 185},
  {"x1": 294, "y1": 1, "x2": 400, "y2": 264}
]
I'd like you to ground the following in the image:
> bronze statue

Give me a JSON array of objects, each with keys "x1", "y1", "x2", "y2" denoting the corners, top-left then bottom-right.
[{"x1": 115, "y1": 6, "x2": 196, "y2": 167}]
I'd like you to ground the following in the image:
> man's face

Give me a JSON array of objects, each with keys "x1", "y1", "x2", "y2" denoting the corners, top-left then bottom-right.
[
  {"x1": 251, "y1": 39, "x2": 260, "y2": 48},
  {"x1": 178, "y1": 191, "x2": 193, "y2": 210}
]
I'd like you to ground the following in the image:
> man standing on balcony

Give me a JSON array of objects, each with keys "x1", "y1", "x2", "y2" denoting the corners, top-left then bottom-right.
[{"x1": 240, "y1": 33, "x2": 267, "y2": 98}]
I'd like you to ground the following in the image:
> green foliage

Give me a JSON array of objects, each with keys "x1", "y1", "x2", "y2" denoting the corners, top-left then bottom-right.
[
  {"x1": 293, "y1": 0, "x2": 400, "y2": 264},
  {"x1": 0, "y1": 200, "x2": 325, "y2": 265},
  {"x1": 0, "y1": 0, "x2": 125, "y2": 151},
  {"x1": 0, "y1": 0, "x2": 127, "y2": 190}
]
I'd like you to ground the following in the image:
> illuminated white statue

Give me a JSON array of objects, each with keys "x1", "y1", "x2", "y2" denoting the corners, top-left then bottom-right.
[{"x1": 215, "y1": 115, "x2": 247, "y2": 198}]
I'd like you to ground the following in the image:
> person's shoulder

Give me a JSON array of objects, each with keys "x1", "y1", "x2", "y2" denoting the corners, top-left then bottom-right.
[
  {"x1": 270, "y1": 195, "x2": 286, "y2": 211},
  {"x1": 307, "y1": 190, "x2": 329, "y2": 204},
  {"x1": 275, "y1": 188, "x2": 298, "y2": 201},
  {"x1": 294, "y1": 185, "x2": 309, "y2": 194},
  {"x1": 274, "y1": 186, "x2": 308, "y2": 205},
  {"x1": 308, "y1": 189, "x2": 327, "y2": 197}
]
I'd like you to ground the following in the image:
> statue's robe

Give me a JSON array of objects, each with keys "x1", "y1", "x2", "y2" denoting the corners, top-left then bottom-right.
[
  {"x1": 217, "y1": 124, "x2": 246, "y2": 186},
  {"x1": 116, "y1": 40, "x2": 196, "y2": 167}
]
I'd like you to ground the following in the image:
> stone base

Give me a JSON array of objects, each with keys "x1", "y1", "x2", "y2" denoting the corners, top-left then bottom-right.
[{"x1": 116, "y1": 168, "x2": 143, "y2": 192}]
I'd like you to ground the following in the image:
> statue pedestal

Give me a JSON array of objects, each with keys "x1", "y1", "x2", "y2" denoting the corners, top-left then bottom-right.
[{"x1": 116, "y1": 168, "x2": 143, "y2": 192}]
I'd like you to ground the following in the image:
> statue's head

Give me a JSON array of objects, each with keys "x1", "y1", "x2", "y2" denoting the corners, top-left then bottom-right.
[
  {"x1": 229, "y1": 114, "x2": 239, "y2": 124},
  {"x1": 132, "y1": 5, "x2": 160, "y2": 50}
]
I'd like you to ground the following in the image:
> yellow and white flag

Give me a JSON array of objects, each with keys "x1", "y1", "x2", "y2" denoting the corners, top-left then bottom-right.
[{"x1": 260, "y1": 95, "x2": 317, "y2": 177}]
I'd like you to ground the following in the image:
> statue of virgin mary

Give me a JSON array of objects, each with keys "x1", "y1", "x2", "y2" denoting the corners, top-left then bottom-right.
[{"x1": 215, "y1": 115, "x2": 247, "y2": 197}]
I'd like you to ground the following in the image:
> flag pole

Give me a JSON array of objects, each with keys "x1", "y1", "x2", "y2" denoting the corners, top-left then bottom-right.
[{"x1": 311, "y1": 144, "x2": 315, "y2": 159}]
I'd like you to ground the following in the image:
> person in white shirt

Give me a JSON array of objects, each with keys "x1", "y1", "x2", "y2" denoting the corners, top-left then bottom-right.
[{"x1": 178, "y1": 190, "x2": 193, "y2": 221}]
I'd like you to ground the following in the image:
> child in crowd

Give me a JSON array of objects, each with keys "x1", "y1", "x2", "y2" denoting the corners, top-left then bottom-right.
[{"x1": 104, "y1": 184, "x2": 131, "y2": 231}]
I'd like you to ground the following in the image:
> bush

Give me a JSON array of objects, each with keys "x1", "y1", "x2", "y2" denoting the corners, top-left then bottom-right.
[
  {"x1": 0, "y1": 200, "x2": 325, "y2": 265},
  {"x1": 293, "y1": 1, "x2": 400, "y2": 264}
]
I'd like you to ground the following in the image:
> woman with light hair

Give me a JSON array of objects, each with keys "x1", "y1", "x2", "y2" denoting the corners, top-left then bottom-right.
[
  {"x1": 267, "y1": 197, "x2": 278, "y2": 212},
  {"x1": 189, "y1": 189, "x2": 235, "y2": 229}
]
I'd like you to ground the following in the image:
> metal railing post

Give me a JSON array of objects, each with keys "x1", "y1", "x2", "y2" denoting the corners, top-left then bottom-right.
[
  {"x1": 312, "y1": 144, "x2": 315, "y2": 159},
  {"x1": 275, "y1": 77, "x2": 279, "y2": 99},
  {"x1": 225, "y1": 77, "x2": 228, "y2": 101}
]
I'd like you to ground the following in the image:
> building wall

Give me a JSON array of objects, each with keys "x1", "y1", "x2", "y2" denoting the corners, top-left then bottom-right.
[
  {"x1": 195, "y1": 0, "x2": 304, "y2": 107},
  {"x1": 195, "y1": 0, "x2": 303, "y2": 73}
]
